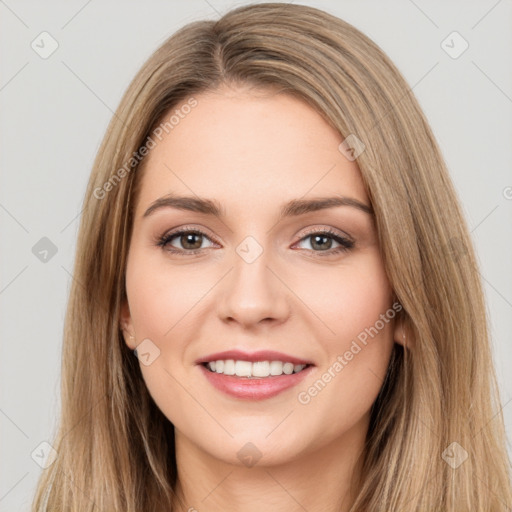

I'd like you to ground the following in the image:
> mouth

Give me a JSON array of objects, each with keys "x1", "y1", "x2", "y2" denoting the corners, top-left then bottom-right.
[{"x1": 196, "y1": 350, "x2": 315, "y2": 400}]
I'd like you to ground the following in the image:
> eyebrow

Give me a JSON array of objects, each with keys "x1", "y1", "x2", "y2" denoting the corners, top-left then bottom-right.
[{"x1": 142, "y1": 193, "x2": 373, "y2": 220}]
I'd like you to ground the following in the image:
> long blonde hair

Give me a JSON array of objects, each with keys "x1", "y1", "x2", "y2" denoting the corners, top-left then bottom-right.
[{"x1": 32, "y1": 3, "x2": 512, "y2": 510}]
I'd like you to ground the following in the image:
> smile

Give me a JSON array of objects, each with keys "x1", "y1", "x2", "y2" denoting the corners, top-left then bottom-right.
[{"x1": 197, "y1": 350, "x2": 314, "y2": 400}]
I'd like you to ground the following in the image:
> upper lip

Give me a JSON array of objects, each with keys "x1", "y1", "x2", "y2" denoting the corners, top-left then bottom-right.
[{"x1": 196, "y1": 349, "x2": 314, "y2": 366}]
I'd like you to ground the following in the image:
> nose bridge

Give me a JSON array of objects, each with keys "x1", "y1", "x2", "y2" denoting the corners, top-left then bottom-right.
[{"x1": 217, "y1": 235, "x2": 290, "y2": 326}]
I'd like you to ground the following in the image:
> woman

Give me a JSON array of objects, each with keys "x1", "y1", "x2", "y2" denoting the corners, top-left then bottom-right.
[{"x1": 32, "y1": 3, "x2": 512, "y2": 511}]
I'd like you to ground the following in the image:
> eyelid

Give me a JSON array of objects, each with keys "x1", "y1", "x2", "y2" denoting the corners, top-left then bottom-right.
[
  {"x1": 160, "y1": 224, "x2": 220, "y2": 244},
  {"x1": 296, "y1": 224, "x2": 354, "y2": 243}
]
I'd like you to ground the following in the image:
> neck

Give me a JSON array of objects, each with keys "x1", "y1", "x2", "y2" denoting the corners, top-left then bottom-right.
[{"x1": 171, "y1": 417, "x2": 368, "y2": 512}]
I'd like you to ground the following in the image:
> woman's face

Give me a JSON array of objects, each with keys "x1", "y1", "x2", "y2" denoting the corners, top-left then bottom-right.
[{"x1": 121, "y1": 85, "x2": 403, "y2": 467}]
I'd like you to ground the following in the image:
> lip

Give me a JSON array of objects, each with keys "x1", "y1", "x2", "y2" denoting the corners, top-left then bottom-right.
[
  {"x1": 195, "y1": 349, "x2": 314, "y2": 366},
  {"x1": 199, "y1": 364, "x2": 314, "y2": 400},
  {"x1": 196, "y1": 349, "x2": 315, "y2": 401}
]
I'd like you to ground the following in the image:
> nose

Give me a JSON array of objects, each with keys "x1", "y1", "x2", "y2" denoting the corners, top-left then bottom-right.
[{"x1": 217, "y1": 247, "x2": 291, "y2": 329}]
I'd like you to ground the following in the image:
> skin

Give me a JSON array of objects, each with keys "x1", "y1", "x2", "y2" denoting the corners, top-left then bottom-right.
[{"x1": 120, "y1": 84, "x2": 406, "y2": 512}]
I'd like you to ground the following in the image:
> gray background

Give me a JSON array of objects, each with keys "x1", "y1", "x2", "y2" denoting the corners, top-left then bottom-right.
[{"x1": 1, "y1": 0, "x2": 511, "y2": 509}]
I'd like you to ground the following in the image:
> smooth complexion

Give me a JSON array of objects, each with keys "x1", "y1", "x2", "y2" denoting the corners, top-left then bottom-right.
[{"x1": 120, "y1": 85, "x2": 406, "y2": 512}]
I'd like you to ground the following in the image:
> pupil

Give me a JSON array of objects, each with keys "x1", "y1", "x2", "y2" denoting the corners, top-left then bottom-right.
[
  {"x1": 182, "y1": 233, "x2": 202, "y2": 250},
  {"x1": 312, "y1": 235, "x2": 331, "y2": 251}
]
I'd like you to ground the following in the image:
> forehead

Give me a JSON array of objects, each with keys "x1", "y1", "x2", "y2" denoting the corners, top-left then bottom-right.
[{"x1": 134, "y1": 87, "x2": 368, "y2": 217}]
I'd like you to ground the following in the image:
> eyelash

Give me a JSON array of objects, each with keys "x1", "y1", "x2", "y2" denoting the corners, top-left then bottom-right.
[{"x1": 155, "y1": 225, "x2": 354, "y2": 258}]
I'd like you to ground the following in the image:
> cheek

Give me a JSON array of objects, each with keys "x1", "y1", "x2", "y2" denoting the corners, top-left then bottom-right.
[
  {"x1": 125, "y1": 252, "x2": 199, "y2": 424},
  {"x1": 293, "y1": 253, "x2": 395, "y2": 429},
  {"x1": 124, "y1": 250, "x2": 216, "y2": 413},
  {"x1": 329, "y1": 254, "x2": 394, "y2": 378},
  {"x1": 297, "y1": 252, "x2": 392, "y2": 346},
  {"x1": 125, "y1": 251, "x2": 207, "y2": 340}
]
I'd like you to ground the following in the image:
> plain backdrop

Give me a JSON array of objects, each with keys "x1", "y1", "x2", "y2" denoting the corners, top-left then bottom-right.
[{"x1": 1, "y1": 0, "x2": 511, "y2": 509}]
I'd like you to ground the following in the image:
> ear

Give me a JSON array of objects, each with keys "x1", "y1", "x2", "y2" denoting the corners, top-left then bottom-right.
[
  {"x1": 393, "y1": 306, "x2": 413, "y2": 350},
  {"x1": 119, "y1": 298, "x2": 137, "y2": 350}
]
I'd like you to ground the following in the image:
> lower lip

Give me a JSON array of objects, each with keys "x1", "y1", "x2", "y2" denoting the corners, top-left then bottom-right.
[{"x1": 199, "y1": 364, "x2": 314, "y2": 400}]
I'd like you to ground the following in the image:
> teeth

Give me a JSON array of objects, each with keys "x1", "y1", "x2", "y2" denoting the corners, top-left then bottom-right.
[
  {"x1": 235, "y1": 360, "x2": 252, "y2": 377},
  {"x1": 252, "y1": 361, "x2": 270, "y2": 377},
  {"x1": 223, "y1": 359, "x2": 235, "y2": 375},
  {"x1": 283, "y1": 362, "x2": 294, "y2": 375},
  {"x1": 269, "y1": 361, "x2": 283, "y2": 375},
  {"x1": 205, "y1": 359, "x2": 307, "y2": 378}
]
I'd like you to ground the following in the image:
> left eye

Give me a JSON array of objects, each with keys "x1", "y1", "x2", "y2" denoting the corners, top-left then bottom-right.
[{"x1": 295, "y1": 231, "x2": 352, "y2": 252}]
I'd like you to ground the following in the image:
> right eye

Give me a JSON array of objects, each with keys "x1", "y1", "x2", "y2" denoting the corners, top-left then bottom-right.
[{"x1": 156, "y1": 228, "x2": 217, "y2": 255}]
